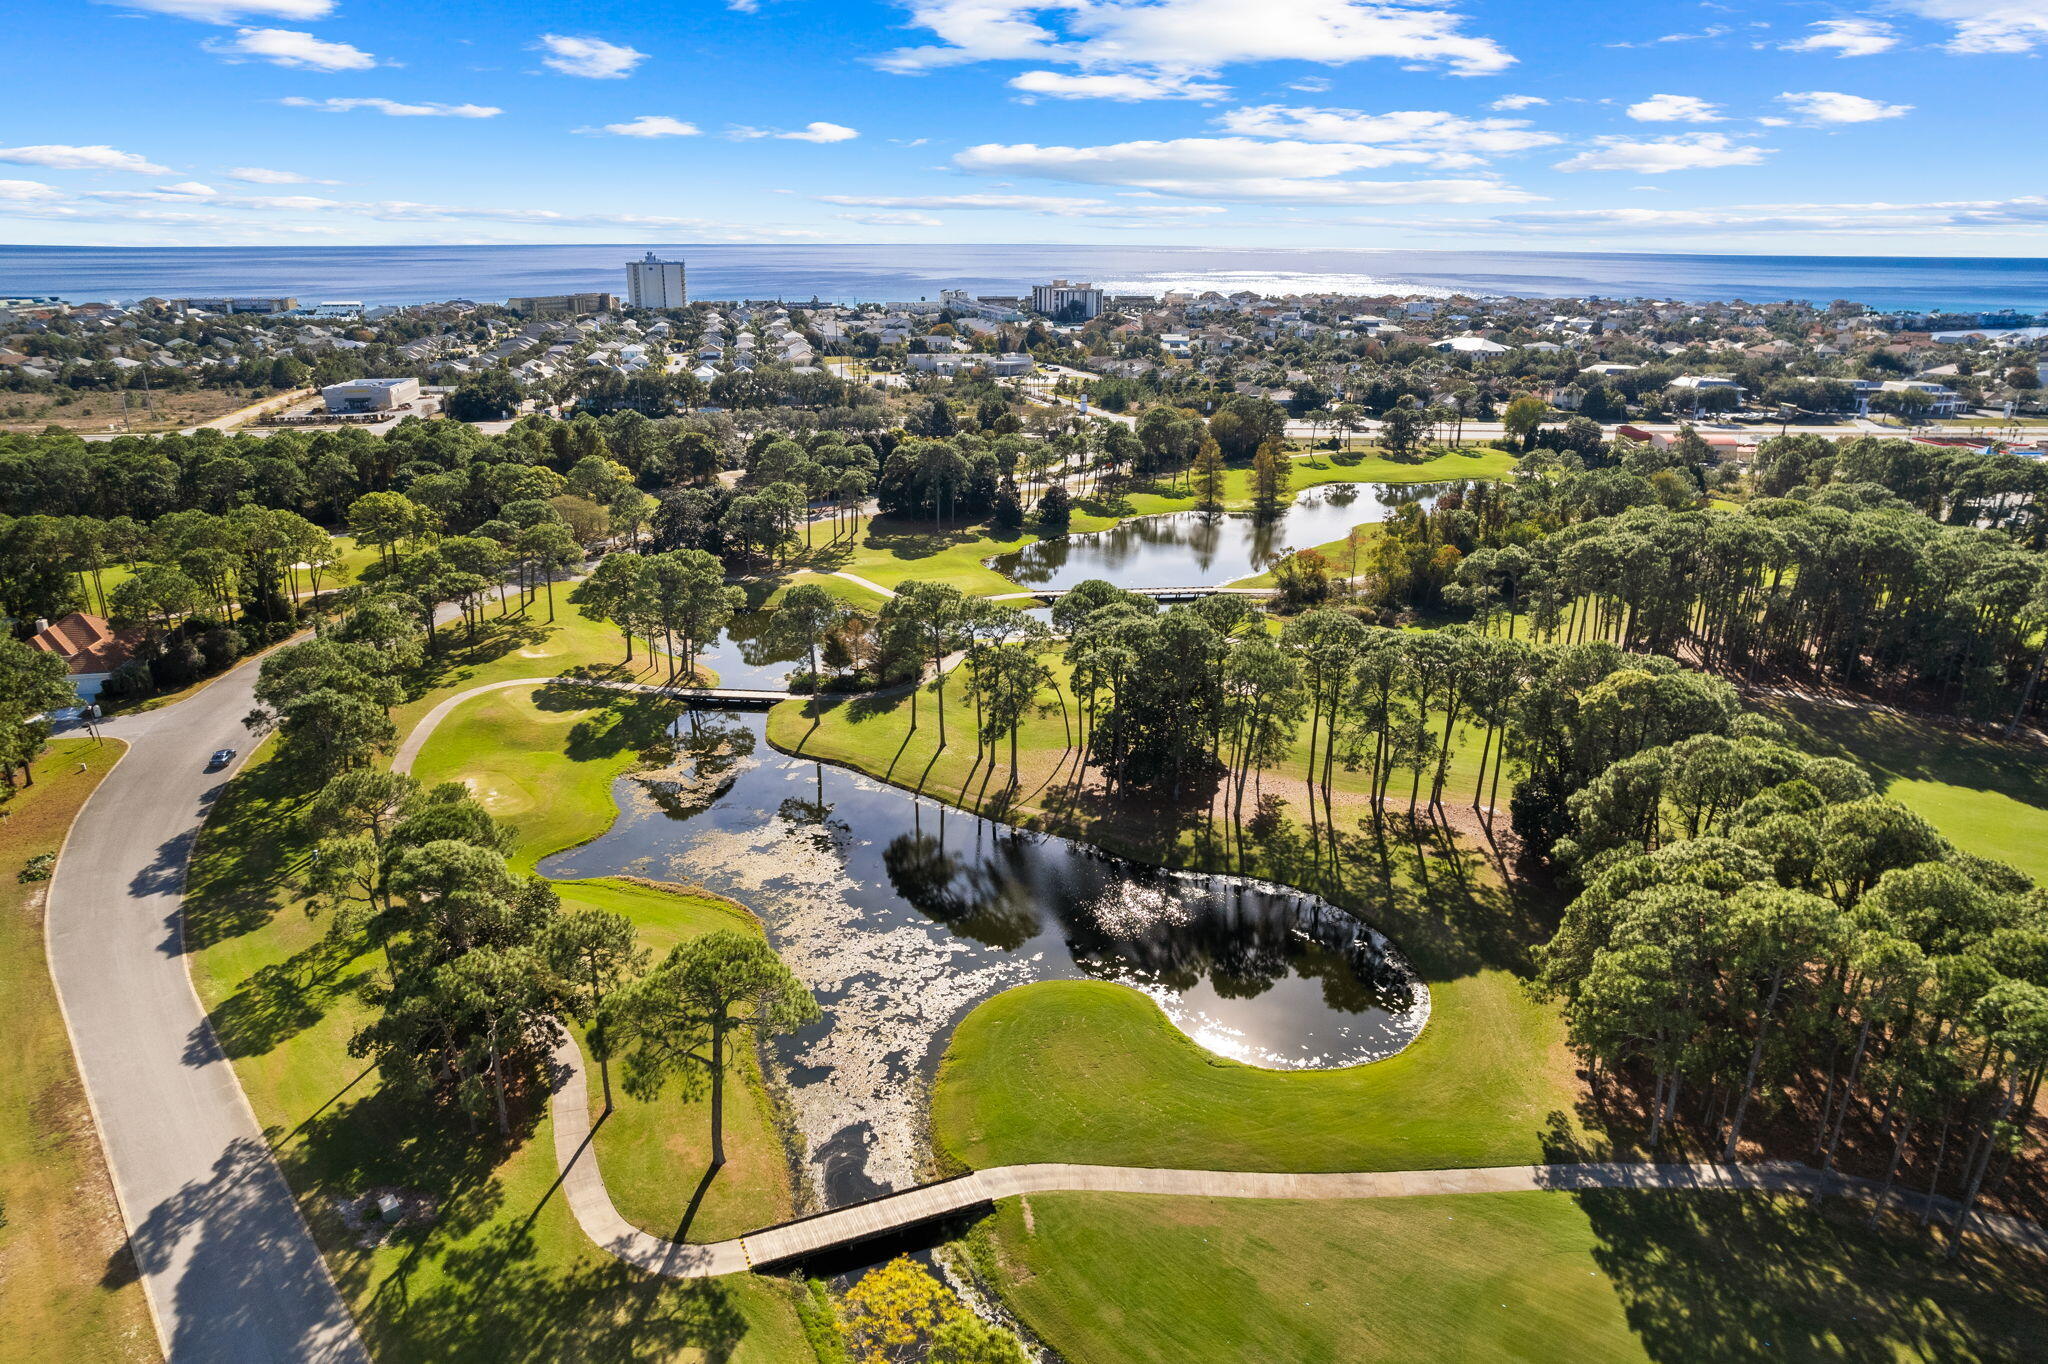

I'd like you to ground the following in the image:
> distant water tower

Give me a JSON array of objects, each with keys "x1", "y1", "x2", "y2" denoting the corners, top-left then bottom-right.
[{"x1": 626, "y1": 251, "x2": 687, "y2": 309}]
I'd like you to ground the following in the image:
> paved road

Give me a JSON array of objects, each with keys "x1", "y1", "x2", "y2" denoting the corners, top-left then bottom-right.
[{"x1": 45, "y1": 659, "x2": 369, "y2": 1362}]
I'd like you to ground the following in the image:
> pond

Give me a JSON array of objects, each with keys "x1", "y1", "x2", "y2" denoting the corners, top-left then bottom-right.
[
  {"x1": 987, "y1": 481, "x2": 1446, "y2": 593},
  {"x1": 541, "y1": 710, "x2": 1428, "y2": 1207}
]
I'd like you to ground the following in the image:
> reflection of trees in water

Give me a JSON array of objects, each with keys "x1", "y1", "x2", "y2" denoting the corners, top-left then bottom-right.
[
  {"x1": 883, "y1": 818, "x2": 1415, "y2": 1016},
  {"x1": 669, "y1": 712, "x2": 757, "y2": 774},
  {"x1": 777, "y1": 765, "x2": 853, "y2": 858},
  {"x1": 882, "y1": 831, "x2": 1044, "y2": 952},
  {"x1": 991, "y1": 482, "x2": 1454, "y2": 589}
]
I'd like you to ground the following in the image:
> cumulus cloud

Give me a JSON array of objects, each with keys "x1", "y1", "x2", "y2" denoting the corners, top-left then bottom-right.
[
  {"x1": 953, "y1": 137, "x2": 1540, "y2": 202},
  {"x1": 835, "y1": 210, "x2": 945, "y2": 226},
  {"x1": 1010, "y1": 69, "x2": 1229, "y2": 100},
  {"x1": 1553, "y1": 132, "x2": 1770, "y2": 174},
  {"x1": 226, "y1": 165, "x2": 336, "y2": 183},
  {"x1": 0, "y1": 143, "x2": 171, "y2": 174},
  {"x1": 1625, "y1": 93, "x2": 1724, "y2": 123},
  {"x1": 1214, "y1": 105, "x2": 1560, "y2": 164},
  {"x1": 818, "y1": 191, "x2": 1228, "y2": 218},
  {"x1": 876, "y1": 0, "x2": 1514, "y2": 78},
  {"x1": 1894, "y1": 0, "x2": 2048, "y2": 55},
  {"x1": 1781, "y1": 18, "x2": 1900, "y2": 56},
  {"x1": 1776, "y1": 90, "x2": 1912, "y2": 122},
  {"x1": 96, "y1": 0, "x2": 334, "y2": 21},
  {"x1": 1473, "y1": 195, "x2": 2048, "y2": 237},
  {"x1": 1490, "y1": 94, "x2": 1546, "y2": 110},
  {"x1": 204, "y1": 26, "x2": 376, "y2": 69},
  {"x1": 282, "y1": 96, "x2": 502, "y2": 117},
  {"x1": 729, "y1": 122, "x2": 859, "y2": 142},
  {"x1": 581, "y1": 115, "x2": 702, "y2": 138},
  {"x1": 0, "y1": 179, "x2": 68, "y2": 202},
  {"x1": 535, "y1": 34, "x2": 646, "y2": 79}
]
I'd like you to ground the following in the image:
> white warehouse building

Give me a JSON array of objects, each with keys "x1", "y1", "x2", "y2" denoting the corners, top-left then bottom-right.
[{"x1": 322, "y1": 377, "x2": 421, "y2": 413}]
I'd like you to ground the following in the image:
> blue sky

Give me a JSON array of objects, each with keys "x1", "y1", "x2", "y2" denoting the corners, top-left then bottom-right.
[{"x1": 4, "y1": 0, "x2": 2045, "y2": 253}]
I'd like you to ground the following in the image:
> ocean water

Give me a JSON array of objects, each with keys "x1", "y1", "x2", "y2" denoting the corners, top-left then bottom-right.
[{"x1": 3, "y1": 242, "x2": 2046, "y2": 313}]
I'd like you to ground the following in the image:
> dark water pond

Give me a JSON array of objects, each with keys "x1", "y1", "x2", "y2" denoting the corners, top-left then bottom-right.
[
  {"x1": 988, "y1": 481, "x2": 1446, "y2": 592},
  {"x1": 541, "y1": 711, "x2": 1427, "y2": 1205}
]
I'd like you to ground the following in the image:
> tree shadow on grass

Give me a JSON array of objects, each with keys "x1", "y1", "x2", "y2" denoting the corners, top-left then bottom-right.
[
  {"x1": 197, "y1": 931, "x2": 376, "y2": 1061},
  {"x1": 1570, "y1": 1187, "x2": 2048, "y2": 1363},
  {"x1": 182, "y1": 749, "x2": 313, "y2": 952},
  {"x1": 1762, "y1": 696, "x2": 2048, "y2": 811},
  {"x1": 403, "y1": 613, "x2": 558, "y2": 702}
]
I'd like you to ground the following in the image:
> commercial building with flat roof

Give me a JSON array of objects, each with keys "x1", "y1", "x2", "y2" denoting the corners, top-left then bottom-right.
[
  {"x1": 508, "y1": 292, "x2": 619, "y2": 318},
  {"x1": 322, "y1": 377, "x2": 421, "y2": 413},
  {"x1": 626, "y1": 252, "x2": 687, "y2": 309}
]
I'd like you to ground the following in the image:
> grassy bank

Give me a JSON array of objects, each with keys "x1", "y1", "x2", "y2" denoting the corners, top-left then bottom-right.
[
  {"x1": 976, "y1": 1189, "x2": 2046, "y2": 1363},
  {"x1": 1760, "y1": 695, "x2": 2048, "y2": 883},
  {"x1": 932, "y1": 978, "x2": 1571, "y2": 1172},
  {"x1": 183, "y1": 613, "x2": 812, "y2": 1359},
  {"x1": 0, "y1": 737, "x2": 156, "y2": 1363},
  {"x1": 773, "y1": 448, "x2": 1515, "y2": 599}
]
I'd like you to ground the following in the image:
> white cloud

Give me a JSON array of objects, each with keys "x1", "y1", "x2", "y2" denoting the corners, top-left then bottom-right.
[
  {"x1": 0, "y1": 179, "x2": 67, "y2": 202},
  {"x1": 1476, "y1": 195, "x2": 2048, "y2": 236},
  {"x1": 159, "y1": 181, "x2": 218, "y2": 195},
  {"x1": 1553, "y1": 133, "x2": 1770, "y2": 173},
  {"x1": 1781, "y1": 18, "x2": 1900, "y2": 56},
  {"x1": 282, "y1": 96, "x2": 502, "y2": 117},
  {"x1": 582, "y1": 115, "x2": 702, "y2": 138},
  {"x1": 1287, "y1": 76, "x2": 1332, "y2": 93},
  {"x1": 835, "y1": 211, "x2": 945, "y2": 226},
  {"x1": 954, "y1": 137, "x2": 1539, "y2": 202},
  {"x1": 1490, "y1": 94, "x2": 1546, "y2": 110},
  {"x1": 1625, "y1": 93, "x2": 1724, "y2": 123},
  {"x1": 226, "y1": 165, "x2": 336, "y2": 183},
  {"x1": 1776, "y1": 90, "x2": 1912, "y2": 122},
  {"x1": 729, "y1": 121, "x2": 860, "y2": 142},
  {"x1": 95, "y1": 0, "x2": 334, "y2": 22},
  {"x1": 0, "y1": 143, "x2": 171, "y2": 174},
  {"x1": 1010, "y1": 69, "x2": 1228, "y2": 100},
  {"x1": 818, "y1": 191, "x2": 1228, "y2": 218},
  {"x1": 877, "y1": 0, "x2": 1514, "y2": 78},
  {"x1": 1607, "y1": 25, "x2": 1728, "y2": 48},
  {"x1": 1216, "y1": 104, "x2": 1560, "y2": 162},
  {"x1": 1894, "y1": 0, "x2": 2048, "y2": 55},
  {"x1": 535, "y1": 33, "x2": 646, "y2": 79},
  {"x1": 204, "y1": 27, "x2": 377, "y2": 70}
]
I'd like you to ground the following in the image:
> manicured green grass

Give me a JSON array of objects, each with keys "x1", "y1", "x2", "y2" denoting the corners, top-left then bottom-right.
[
  {"x1": 0, "y1": 738, "x2": 156, "y2": 1363},
  {"x1": 186, "y1": 742, "x2": 806, "y2": 1359},
  {"x1": 409, "y1": 684, "x2": 680, "y2": 871},
  {"x1": 389, "y1": 597, "x2": 650, "y2": 738},
  {"x1": 1116, "y1": 448, "x2": 1517, "y2": 518},
  {"x1": 977, "y1": 1189, "x2": 2047, "y2": 1364},
  {"x1": 808, "y1": 512, "x2": 1118, "y2": 597},
  {"x1": 766, "y1": 450, "x2": 1515, "y2": 600},
  {"x1": 1759, "y1": 696, "x2": 2048, "y2": 883},
  {"x1": 559, "y1": 880, "x2": 796, "y2": 1246},
  {"x1": 932, "y1": 978, "x2": 1572, "y2": 1173}
]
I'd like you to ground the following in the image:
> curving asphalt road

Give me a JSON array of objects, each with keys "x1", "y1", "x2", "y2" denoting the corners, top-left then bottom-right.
[{"x1": 45, "y1": 656, "x2": 369, "y2": 1362}]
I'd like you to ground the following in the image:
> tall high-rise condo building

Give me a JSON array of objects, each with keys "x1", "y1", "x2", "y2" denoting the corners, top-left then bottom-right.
[
  {"x1": 1030, "y1": 279, "x2": 1102, "y2": 322},
  {"x1": 626, "y1": 252, "x2": 687, "y2": 309}
]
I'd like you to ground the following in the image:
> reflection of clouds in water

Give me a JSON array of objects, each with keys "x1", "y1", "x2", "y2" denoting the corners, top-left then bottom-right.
[{"x1": 664, "y1": 812, "x2": 1031, "y2": 1200}]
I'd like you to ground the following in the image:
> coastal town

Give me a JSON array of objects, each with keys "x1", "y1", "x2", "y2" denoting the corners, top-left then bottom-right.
[{"x1": 6, "y1": 255, "x2": 2045, "y2": 464}]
